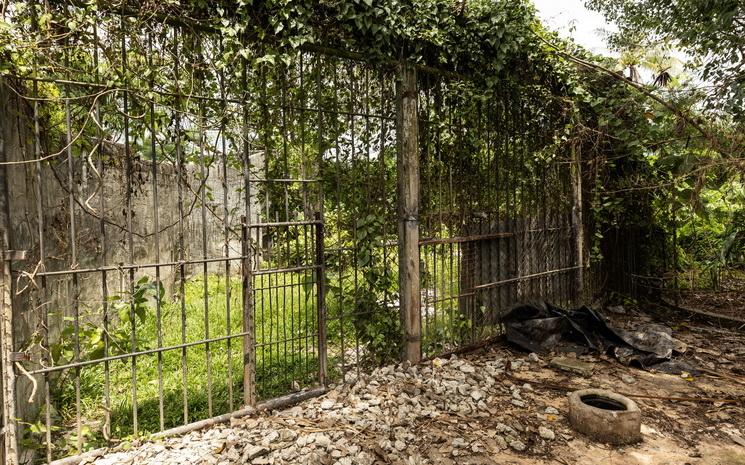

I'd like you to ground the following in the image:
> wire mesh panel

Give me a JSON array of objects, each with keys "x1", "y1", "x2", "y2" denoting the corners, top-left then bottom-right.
[{"x1": 418, "y1": 73, "x2": 581, "y2": 358}]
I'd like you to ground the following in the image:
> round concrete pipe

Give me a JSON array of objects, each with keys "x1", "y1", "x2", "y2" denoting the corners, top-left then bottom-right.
[{"x1": 568, "y1": 389, "x2": 642, "y2": 445}]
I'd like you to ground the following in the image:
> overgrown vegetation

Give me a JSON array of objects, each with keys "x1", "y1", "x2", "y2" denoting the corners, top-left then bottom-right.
[
  {"x1": 1, "y1": 0, "x2": 744, "y2": 462},
  {"x1": 578, "y1": 0, "x2": 745, "y2": 294}
]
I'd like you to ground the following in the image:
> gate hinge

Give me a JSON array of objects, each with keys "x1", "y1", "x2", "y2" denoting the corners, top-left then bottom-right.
[
  {"x1": 3, "y1": 250, "x2": 28, "y2": 261},
  {"x1": 10, "y1": 352, "x2": 31, "y2": 362}
]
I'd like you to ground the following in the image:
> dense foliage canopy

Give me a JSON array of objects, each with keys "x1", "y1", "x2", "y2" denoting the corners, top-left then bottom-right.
[
  {"x1": 586, "y1": 0, "x2": 745, "y2": 122},
  {"x1": 0, "y1": 0, "x2": 741, "y2": 287}
]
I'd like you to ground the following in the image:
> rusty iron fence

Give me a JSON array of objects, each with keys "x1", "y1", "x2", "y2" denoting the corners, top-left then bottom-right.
[
  {"x1": 0, "y1": 7, "x2": 585, "y2": 465},
  {"x1": 417, "y1": 71, "x2": 582, "y2": 357}
]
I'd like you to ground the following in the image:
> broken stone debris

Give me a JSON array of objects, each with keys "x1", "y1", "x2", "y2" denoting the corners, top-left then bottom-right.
[
  {"x1": 549, "y1": 357, "x2": 596, "y2": 377},
  {"x1": 89, "y1": 354, "x2": 572, "y2": 465}
]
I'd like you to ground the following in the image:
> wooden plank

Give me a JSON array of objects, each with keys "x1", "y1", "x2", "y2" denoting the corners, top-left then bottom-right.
[{"x1": 396, "y1": 62, "x2": 421, "y2": 364}]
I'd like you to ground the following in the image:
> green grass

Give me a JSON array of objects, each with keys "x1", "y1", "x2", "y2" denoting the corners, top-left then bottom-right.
[
  {"x1": 39, "y1": 259, "x2": 477, "y2": 458},
  {"x1": 47, "y1": 272, "x2": 320, "y2": 456}
]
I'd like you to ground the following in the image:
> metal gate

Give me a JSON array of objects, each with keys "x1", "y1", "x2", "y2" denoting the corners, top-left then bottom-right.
[
  {"x1": 0, "y1": 30, "x2": 355, "y2": 463},
  {"x1": 0, "y1": 16, "x2": 404, "y2": 461},
  {"x1": 0, "y1": 124, "x2": 329, "y2": 464}
]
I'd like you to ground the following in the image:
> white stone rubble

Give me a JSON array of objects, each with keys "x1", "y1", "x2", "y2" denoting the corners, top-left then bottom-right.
[{"x1": 88, "y1": 355, "x2": 570, "y2": 465}]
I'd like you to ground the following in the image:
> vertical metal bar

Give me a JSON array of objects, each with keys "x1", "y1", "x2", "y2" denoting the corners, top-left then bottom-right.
[
  {"x1": 446, "y1": 92, "x2": 455, "y2": 347},
  {"x1": 432, "y1": 79, "x2": 442, "y2": 346},
  {"x1": 289, "y1": 229, "x2": 297, "y2": 386},
  {"x1": 419, "y1": 74, "x2": 428, "y2": 347},
  {"x1": 520, "y1": 97, "x2": 531, "y2": 304},
  {"x1": 396, "y1": 62, "x2": 421, "y2": 363},
  {"x1": 196, "y1": 52, "x2": 213, "y2": 418},
  {"x1": 488, "y1": 96, "x2": 498, "y2": 321},
  {"x1": 299, "y1": 54, "x2": 308, "y2": 220},
  {"x1": 281, "y1": 226, "x2": 288, "y2": 390},
  {"x1": 314, "y1": 53, "x2": 323, "y2": 219},
  {"x1": 551, "y1": 162, "x2": 559, "y2": 301},
  {"x1": 571, "y1": 143, "x2": 585, "y2": 303},
  {"x1": 517, "y1": 94, "x2": 526, "y2": 304},
  {"x1": 672, "y1": 207, "x2": 679, "y2": 306},
  {"x1": 331, "y1": 63, "x2": 345, "y2": 375},
  {"x1": 494, "y1": 90, "x2": 503, "y2": 319},
  {"x1": 266, "y1": 241, "x2": 273, "y2": 395},
  {"x1": 348, "y1": 63, "x2": 360, "y2": 375},
  {"x1": 93, "y1": 19, "x2": 112, "y2": 449},
  {"x1": 379, "y1": 71, "x2": 391, "y2": 353},
  {"x1": 63, "y1": 49, "x2": 83, "y2": 453},
  {"x1": 218, "y1": 41, "x2": 233, "y2": 413},
  {"x1": 260, "y1": 64, "x2": 271, "y2": 395},
  {"x1": 241, "y1": 218, "x2": 256, "y2": 406},
  {"x1": 280, "y1": 68, "x2": 290, "y2": 222},
  {"x1": 293, "y1": 53, "x2": 303, "y2": 388},
  {"x1": 0, "y1": 76, "x2": 19, "y2": 465},
  {"x1": 31, "y1": 47, "x2": 53, "y2": 462},
  {"x1": 121, "y1": 18, "x2": 138, "y2": 437},
  {"x1": 173, "y1": 27, "x2": 189, "y2": 425},
  {"x1": 313, "y1": 53, "x2": 324, "y2": 385},
  {"x1": 279, "y1": 68, "x2": 290, "y2": 390},
  {"x1": 506, "y1": 89, "x2": 517, "y2": 307},
  {"x1": 314, "y1": 213, "x2": 327, "y2": 386},
  {"x1": 540, "y1": 162, "x2": 549, "y2": 301},
  {"x1": 303, "y1": 225, "x2": 311, "y2": 376},
  {"x1": 147, "y1": 31, "x2": 165, "y2": 431}
]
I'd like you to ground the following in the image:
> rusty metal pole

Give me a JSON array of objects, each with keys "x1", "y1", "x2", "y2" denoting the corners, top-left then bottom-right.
[
  {"x1": 570, "y1": 143, "x2": 585, "y2": 303},
  {"x1": 241, "y1": 217, "x2": 256, "y2": 407},
  {"x1": 0, "y1": 76, "x2": 19, "y2": 465},
  {"x1": 396, "y1": 62, "x2": 421, "y2": 364},
  {"x1": 314, "y1": 212, "x2": 327, "y2": 386}
]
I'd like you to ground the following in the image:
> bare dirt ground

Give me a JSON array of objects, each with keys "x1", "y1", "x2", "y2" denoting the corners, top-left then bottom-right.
[
  {"x1": 678, "y1": 274, "x2": 745, "y2": 322},
  {"x1": 89, "y1": 309, "x2": 745, "y2": 465}
]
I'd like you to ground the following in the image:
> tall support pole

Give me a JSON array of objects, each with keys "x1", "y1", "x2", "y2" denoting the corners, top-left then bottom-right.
[
  {"x1": 570, "y1": 143, "x2": 585, "y2": 303},
  {"x1": 396, "y1": 62, "x2": 421, "y2": 363},
  {"x1": 0, "y1": 77, "x2": 18, "y2": 465}
]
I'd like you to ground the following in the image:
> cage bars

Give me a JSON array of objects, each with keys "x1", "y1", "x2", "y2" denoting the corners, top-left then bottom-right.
[{"x1": 1, "y1": 9, "x2": 585, "y2": 464}]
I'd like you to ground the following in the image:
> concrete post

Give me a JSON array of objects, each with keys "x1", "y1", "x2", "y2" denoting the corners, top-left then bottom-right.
[{"x1": 396, "y1": 62, "x2": 421, "y2": 363}]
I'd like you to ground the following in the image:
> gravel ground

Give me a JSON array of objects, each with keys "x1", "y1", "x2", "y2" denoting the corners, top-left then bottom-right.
[
  {"x1": 84, "y1": 314, "x2": 745, "y2": 465},
  {"x1": 88, "y1": 353, "x2": 568, "y2": 465}
]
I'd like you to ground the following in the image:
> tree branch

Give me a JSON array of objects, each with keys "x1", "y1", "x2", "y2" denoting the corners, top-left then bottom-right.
[{"x1": 534, "y1": 32, "x2": 730, "y2": 157}]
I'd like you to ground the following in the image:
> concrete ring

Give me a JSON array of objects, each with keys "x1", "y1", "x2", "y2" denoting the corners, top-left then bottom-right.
[{"x1": 567, "y1": 388, "x2": 642, "y2": 445}]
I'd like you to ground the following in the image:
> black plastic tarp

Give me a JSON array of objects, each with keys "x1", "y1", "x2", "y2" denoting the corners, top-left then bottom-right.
[{"x1": 503, "y1": 303, "x2": 685, "y2": 368}]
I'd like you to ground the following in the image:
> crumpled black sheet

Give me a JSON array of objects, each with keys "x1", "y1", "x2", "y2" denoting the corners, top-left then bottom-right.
[{"x1": 503, "y1": 302, "x2": 686, "y2": 369}]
